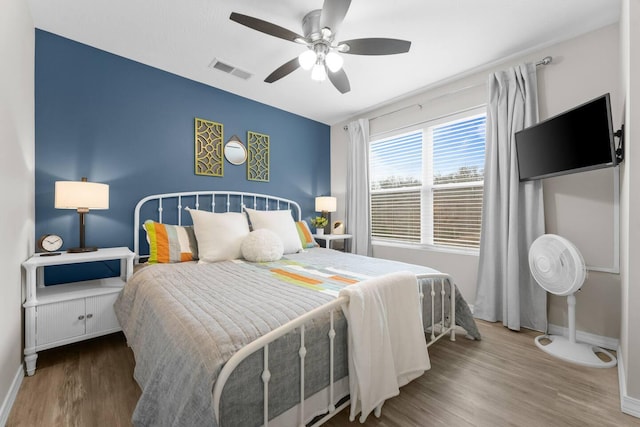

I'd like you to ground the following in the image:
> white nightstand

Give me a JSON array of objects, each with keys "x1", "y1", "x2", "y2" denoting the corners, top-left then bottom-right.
[
  {"x1": 21, "y1": 247, "x2": 135, "y2": 376},
  {"x1": 313, "y1": 233, "x2": 353, "y2": 251}
]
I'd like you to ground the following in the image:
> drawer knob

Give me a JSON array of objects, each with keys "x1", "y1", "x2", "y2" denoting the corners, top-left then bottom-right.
[
  {"x1": 86, "y1": 314, "x2": 93, "y2": 319},
  {"x1": 78, "y1": 315, "x2": 85, "y2": 320}
]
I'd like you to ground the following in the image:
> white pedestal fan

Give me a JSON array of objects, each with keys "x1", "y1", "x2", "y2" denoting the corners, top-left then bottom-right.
[{"x1": 529, "y1": 234, "x2": 617, "y2": 368}]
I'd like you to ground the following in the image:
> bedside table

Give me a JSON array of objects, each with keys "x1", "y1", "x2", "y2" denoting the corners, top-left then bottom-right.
[
  {"x1": 313, "y1": 233, "x2": 353, "y2": 251},
  {"x1": 21, "y1": 247, "x2": 135, "y2": 376}
]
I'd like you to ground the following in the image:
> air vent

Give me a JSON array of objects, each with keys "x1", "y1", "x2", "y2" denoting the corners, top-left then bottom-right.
[{"x1": 208, "y1": 58, "x2": 252, "y2": 80}]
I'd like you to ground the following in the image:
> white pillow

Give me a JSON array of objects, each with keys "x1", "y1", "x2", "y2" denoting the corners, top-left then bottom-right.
[
  {"x1": 187, "y1": 209, "x2": 250, "y2": 263},
  {"x1": 241, "y1": 229, "x2": 284, "y2": 262},
  {"x1": 244, "y1": 208, "x2": 303, "y2": 254}
]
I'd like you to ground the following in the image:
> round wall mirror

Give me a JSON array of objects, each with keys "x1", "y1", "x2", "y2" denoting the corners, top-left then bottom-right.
[{"x1": 224, "y1": 137, "x2": 247, "y2": 165}]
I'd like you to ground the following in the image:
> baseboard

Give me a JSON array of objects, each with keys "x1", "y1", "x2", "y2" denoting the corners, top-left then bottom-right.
[
  {"x1": 0, "y1": 365, "x2": 24, "y2": 426},
  {"x1": 547, "y1": 323, "x2": 619, "y2": 351},
  {"x1": 618, "y1": 347, "x2": 640, "y2": 418}
]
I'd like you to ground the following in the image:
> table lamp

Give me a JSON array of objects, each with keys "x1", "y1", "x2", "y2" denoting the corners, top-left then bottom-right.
[
  {"x1": 55, "y1": 177, "x2": 109, "y2": 253},
  {"x1": 315, "y1": 196, "x2": 337, "y2": 235}
]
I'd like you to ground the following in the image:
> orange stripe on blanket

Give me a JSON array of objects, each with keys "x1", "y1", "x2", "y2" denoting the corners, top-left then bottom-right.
[
  {"x1": 270, "y1": 269, "x2": 322, "y2": 285},
  {"x1": 329, "y1": 275, "x2": 358, "y2": 284}
]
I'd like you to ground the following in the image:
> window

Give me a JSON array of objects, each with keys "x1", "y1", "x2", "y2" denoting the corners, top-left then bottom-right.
[{"x1": 370, "y1": 111, "x2": 486, "y2": 250}]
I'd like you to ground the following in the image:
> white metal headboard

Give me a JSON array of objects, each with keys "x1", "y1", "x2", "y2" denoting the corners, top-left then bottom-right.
[{"x1": 133, "y1": 190, "x2": 302, "y2": 262}]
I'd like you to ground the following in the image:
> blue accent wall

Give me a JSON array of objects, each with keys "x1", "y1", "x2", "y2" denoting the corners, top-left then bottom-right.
[{"x1": 35, "y1": 30, "x2": 330, "y2": 284}]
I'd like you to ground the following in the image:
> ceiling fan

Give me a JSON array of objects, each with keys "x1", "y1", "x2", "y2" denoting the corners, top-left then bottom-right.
[{"x1": 229, "y1": 0, "x2": 411, "y2": 94}]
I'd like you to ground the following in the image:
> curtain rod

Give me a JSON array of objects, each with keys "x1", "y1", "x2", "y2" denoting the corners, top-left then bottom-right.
[
  {"x1": 536, "y1": 56, "x2": 553, "y2": 66},
  {"x1": 343, "y1": 55, "x2": 553, "y2": 131}
]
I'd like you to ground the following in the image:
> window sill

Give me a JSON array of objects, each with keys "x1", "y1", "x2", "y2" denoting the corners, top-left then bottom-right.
[{"x1": 371, "y1": 239, "x2": 480, "y2": 257}]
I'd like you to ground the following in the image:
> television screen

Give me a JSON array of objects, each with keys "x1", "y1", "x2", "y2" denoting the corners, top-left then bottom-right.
[{"x1": 515, "y1": 93, "x2": 616, "y2": 181}]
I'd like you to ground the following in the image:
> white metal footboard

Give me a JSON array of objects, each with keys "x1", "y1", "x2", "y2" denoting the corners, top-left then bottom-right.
[{"x1": 212, "y1": 273, "x2": 456, "y2": 427}]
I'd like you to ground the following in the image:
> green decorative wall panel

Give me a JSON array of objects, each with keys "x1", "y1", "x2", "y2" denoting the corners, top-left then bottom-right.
[
  {"x1": 195, "y1": 117, "x2": 224, "y2": 177},
  {"x1": 247, "y1": 131, "x2": 270, "y2": 182}
]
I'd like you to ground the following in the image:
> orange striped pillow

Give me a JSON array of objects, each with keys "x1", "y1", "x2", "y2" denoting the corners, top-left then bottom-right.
[
  {"x1": 143, "y1": 220, "x2": 199, "y2": 264},
  {"x1": 296, "y1": 221, "x2": 318, "y2": 249}
]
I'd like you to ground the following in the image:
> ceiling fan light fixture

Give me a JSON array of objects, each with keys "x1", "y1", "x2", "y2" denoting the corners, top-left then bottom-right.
[
  {"x1": 229, "y1": 4, "x2": 411, "y2": 94},
  {"x1": 325, "y1": 51, "x2": 343, "y2": 72},
  {"x1": 311, "y1": 63, "x2": 327, "y2": 82},
  {"x1": 298, "y1": 50, "x2": 317, "y2": 70}
]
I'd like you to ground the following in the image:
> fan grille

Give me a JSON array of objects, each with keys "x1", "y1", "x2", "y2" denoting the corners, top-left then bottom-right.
[{"x1": 529, "y1": 234, "x2": 586, "y2": 296}]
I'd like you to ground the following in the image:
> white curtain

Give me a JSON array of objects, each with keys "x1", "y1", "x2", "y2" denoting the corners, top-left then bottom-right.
[
  {"x1": 346, "y1": 119, "x2": 372, "y2": 256},
  {"x1": 474, "y1": 63, "x2": 547, "y2": 332}
]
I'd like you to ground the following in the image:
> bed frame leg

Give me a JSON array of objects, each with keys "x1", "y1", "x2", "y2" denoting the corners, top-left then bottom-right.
[
  {"x1": 262, "y1": 344, "x2": 271, "y2": 426},
  {"x1": 449, "y1": 280, "x2": 456, "y2": 341}
]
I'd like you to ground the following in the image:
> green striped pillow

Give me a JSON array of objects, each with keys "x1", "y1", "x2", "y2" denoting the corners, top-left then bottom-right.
[
  {"x1": 143, "y1": 220, "x2": 199, "y2": 263},
  {"x1": 296, "y1": 220, "x2": 318, "y2": 249}
]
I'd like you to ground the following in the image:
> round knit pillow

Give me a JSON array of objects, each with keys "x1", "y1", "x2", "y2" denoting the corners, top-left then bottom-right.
[{"x1": 241, "y1": 229, "x2": 284, "y2": 262}]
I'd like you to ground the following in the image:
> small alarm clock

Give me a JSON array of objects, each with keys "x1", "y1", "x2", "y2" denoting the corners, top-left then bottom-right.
[{"x1": 37, "y1": 234, "x2": 63, "y2": 255}]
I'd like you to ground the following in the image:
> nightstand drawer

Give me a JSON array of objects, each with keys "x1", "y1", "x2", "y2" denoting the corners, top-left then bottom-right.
[
  {"x1": 35, "y1": 292, "x2": 121, "y2": 349},
  {"x1": 36, "y1": 299, "x2": 86, "y2": 346},
  {"x1": 86, "y1": 293, "x2": 120, "y2": 334}
]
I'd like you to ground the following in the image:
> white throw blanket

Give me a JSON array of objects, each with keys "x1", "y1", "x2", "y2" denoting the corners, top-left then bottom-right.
[{"x1": 339, "y1": 271, "x2": 431, "y2": 423}]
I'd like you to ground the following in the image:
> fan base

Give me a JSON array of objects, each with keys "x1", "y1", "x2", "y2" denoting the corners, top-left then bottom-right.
[{"x1": 535, "y1": 335, "x2": 617, "y2": 368}]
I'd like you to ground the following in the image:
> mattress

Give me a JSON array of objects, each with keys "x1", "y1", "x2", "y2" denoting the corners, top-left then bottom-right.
[{"x1": 115, "y1": 248, "x2": 480, "y2": 426}]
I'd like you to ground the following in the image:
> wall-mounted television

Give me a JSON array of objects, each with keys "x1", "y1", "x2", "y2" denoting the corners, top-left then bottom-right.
[{"x1": 515, "y1": 93, "x2": 619, "y2": 181}]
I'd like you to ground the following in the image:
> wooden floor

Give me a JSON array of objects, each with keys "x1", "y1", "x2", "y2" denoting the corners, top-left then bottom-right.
[
  {"x1": 7, "y1": 334, "x2": 140, "y2": 427},
  {"x1": 7, "y1": 321, "x2": 639, "y2": 427}
]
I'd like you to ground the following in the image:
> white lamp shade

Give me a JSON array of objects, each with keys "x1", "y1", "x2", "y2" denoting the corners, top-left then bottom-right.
[
  {"x1": 325, "y1": 51, "x2": 344, "y2": 72},
  {"x1": 315, "y1": 196, "x2": 337, "y2": 213},
  {"x1": 298, "y1": 50, "x2": 317, "y2": 70},
  {"x1": 311, "y1": 63, "x2": 327, "y2": 82},
  {"x1": 55, "y1": 180, "x2": 109, "y2": 210}
]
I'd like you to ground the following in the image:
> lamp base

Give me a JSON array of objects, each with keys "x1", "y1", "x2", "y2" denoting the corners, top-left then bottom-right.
[
  {"x1": 67, "y1": 246, "x2": 98, "y2": 253},
  {"x1": 322, "y1": 211, "x2": 331, "y2": 235}
]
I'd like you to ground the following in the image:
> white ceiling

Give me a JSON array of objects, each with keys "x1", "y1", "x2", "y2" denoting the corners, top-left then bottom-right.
[{"x1": 27, "y1": 0, "x2": 620, "y2": 125}]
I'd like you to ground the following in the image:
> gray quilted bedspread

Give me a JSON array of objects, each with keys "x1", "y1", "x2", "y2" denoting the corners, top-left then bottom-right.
[{"x1": 114, "y1": 248, "x2": 480, "y2": 427}]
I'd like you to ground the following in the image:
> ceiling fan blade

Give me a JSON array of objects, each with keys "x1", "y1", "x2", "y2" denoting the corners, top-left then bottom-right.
[
  {"x1": 265, "y1": 58, "x2": 300, "y2": 83},
  {"x1": 339, "y1": 38, "x2": 411, "y2": 55},
  {"x1": 328, "y1": 68, "x2": 351, "y2": 94},
  {"x1": 320, "y1": 0, "x2": 352, "y2": 35},
  {"x1": 230, "y1": 12, "x2": 304, "y2": 43}
]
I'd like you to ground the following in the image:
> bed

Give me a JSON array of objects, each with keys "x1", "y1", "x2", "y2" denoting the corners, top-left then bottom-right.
[{"x1": 115, "y1": 191, "x2": 480, "y2": 427}]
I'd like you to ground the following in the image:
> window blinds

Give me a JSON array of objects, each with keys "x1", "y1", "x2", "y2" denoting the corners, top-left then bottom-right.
[
  {"x1": 369, "y1": 114, "x2": 486, "y2": 249},
  {"x1": 432, "y1": 115, "x2": 486, "y2": 248}
]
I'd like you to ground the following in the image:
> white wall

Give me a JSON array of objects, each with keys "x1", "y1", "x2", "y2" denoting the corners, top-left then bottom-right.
[
  {"x1": 331, "y1": 24, "x2": 622, "y2": 339},
  {"x1": 620, "y1": 0, "x2": 640, "y2": 409},
  {"x1": 0, "y1": 0, "x2": 34, "y2": 422},
  {"x1": 538, "y1": 25, "x2": 621, "y2": 340}
]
